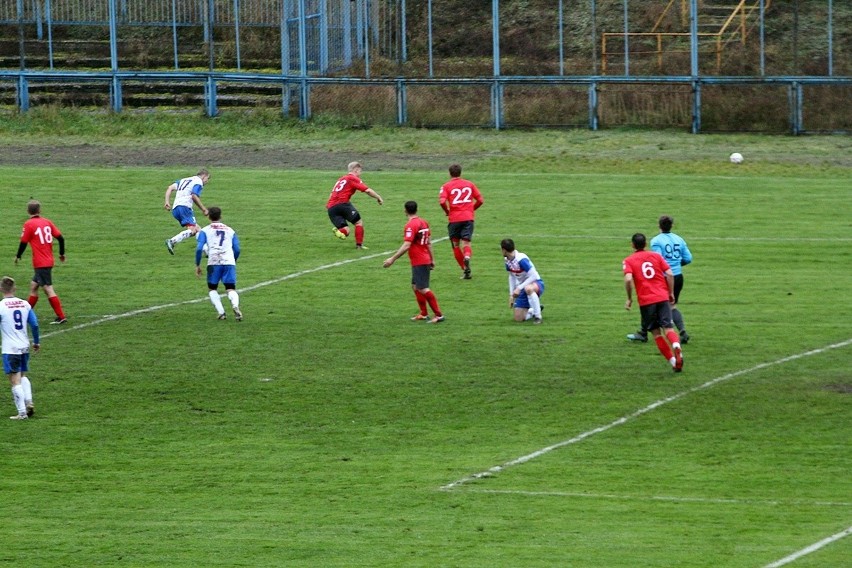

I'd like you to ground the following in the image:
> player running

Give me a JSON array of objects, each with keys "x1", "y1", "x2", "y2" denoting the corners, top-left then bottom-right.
[
  {"x1": 164, "y1": 169, "x2": 210, "y2": 255},
  {"x1": 326, "y1": 161, "x2": 384, "y2": 250},
  {"x1": 439, "y1": 164, "x2": 484, "y2": 279}
]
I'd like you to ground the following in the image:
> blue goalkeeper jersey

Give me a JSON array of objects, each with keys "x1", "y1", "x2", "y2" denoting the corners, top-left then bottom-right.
[{"x1": 650, "y1": 231, "x2": 692, "y2": 276}]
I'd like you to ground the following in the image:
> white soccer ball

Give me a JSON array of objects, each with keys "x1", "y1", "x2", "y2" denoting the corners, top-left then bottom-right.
[{"x1": 729, "y1": 152, "x2": 744, "y2": 164}]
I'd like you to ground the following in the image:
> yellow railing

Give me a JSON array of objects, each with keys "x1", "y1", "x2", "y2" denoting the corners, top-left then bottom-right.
[{"x1": 602, "y1": 0, "x2": 772, "y2": 74}]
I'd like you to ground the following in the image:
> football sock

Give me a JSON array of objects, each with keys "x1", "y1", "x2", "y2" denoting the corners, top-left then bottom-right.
[
  {"x1": 48, "y1": 295, "x2": 66, "y2": 319},
  {"x1": 528, "y1": 292, "x2": 542, "y2": 318},
  {"x1": 424, "y1": 290, "x2": 442, "y2": 317},
  {"x1": 414, "y1": 290, "x2": 428, "y2": 315},
  {"x1": 666, "y1": 330, "x2": 681, "y2": 350},
  {"x1": 462, "y1": 245, "x2": 472, "y2": 260},
  {"x1": 173, "y1": 229, "x2": 193, "y2": 244},
  {"x1": 21, "y1": 376, "x2": 32, "y2": 404},
  {"x1": 227, "y1": 290, "x2": 240, "y2": 309},
  {"x1": 452, "y1": 245, "x2": 465, "y2": 269},
  {"x1": 28, "y1": 295, "x2": 38, "y2": 308},
  {"x1": 672, "y1": 308, "x2": 686, "y2": 333},
  {"x1": 354, "y1": 225, "x2": 365, "y2": 246},
  {"x1": 208, "y1": 291, "x2": 225, "y2": 315},
  {"x1": 655, "y1": 336, "x2": 674, "y2": 360},
  {"x1": 11, "y1": 384, "x2": 26, "y2": 415},
  {"x1": 338, "y1": 226, "x2": 350, "y2": 237}
]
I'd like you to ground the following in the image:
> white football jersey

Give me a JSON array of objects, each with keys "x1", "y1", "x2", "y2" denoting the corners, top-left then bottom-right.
[
  {"x1": 0, "y1": 296, "x2": 35, "y2": 354},
  {"x1": 200, "y1": 222, "x2": 237, "y2": 266},
  {"x1": 172, "y1": 175, "x2": 204, "y2": 209},
  {"x1": 505, "y1": 251, "x2": 542, "y2": 292}
]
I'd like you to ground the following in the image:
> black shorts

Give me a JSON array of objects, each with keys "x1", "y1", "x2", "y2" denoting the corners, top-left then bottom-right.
[
  {"x1": 639, "y1": 300, "x2": 674, "y2": 333},
  {"x1": 33, "y1": 267, "x2": 53, "y2": 287},
  {"x1": 447, "y1": 220, "x2": 475, "y2": 241},
  {"x1": 327, "y1": 203, "x2": 361, "y2": 228},
  {"x1": 411, "y1": 264, "x2": 432, "y2": 290}
]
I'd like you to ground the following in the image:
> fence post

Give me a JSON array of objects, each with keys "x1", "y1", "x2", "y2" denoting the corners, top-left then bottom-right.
[
  {"x1": 396, "y1": 79, "x2": 407, "y2": 125},
  {"x1": 111, "y1": 76, "x2": 123, "y2": 113},
  {"x1": 16, "y1": 75, "x2": 29, "y2": 112},
  {"x1": 588, "y1": 82, "x2": 598, "y2": 130},
  {"x1": 320, "y1": 0, "x2": 329, "y2": 73},
  {"x1": 206, "y1": 76, "x2": 218, "y2": 117},
  {"x1": 46, "y1": 0, "x2": 53, "y2": 69},
  {"x1": 491, "y1": 80, "x2": 503, "y2": 130},
  {"x1": 171, "y1": 0, "x2": 179, "y2": 69},
  {"x1": 234, "y1": 0, "x2": 241, "y2": 70},
  {"x1": 299, "y1": 79, "x2": 310, "y2": 119},
  {"x1": 16, "y1": 0, "x2": 25, "y2": 71},
  {"x1": 491, "y1": 0, "x2": 500, "y2": 77},
  {"x1": 691, "y1": 80, "x2": 701, "y2": 134}
]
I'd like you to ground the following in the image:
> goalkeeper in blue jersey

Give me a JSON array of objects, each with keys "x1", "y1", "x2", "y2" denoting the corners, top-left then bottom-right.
[{"x1": 628, "y1": 215, "x2": 692, "y2": 344}]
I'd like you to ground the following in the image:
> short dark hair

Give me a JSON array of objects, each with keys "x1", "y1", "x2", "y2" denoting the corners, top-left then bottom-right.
[
  {"x1": 500, "y1": 238, "x2": 515, "y2": 252},
  {"x1": 448, "y1": 164, "x2": 462, "y2": 177},
  {"x1": 197, "y1": 168, "x2": 209, "y2": 178},
  {"x1": 207, "y1": 206, "x2": 222, "y2": 221},
  {"x1": 27, "y1": 200, "x2": 41, "y2": 215},
  {"x1": 404, "y1": 200, "x2": 418, "y2": 214},
  {"x1": 1, "y1": 276, "x2": 14, "y2": 294},
  {"x1": 632, "y1": 233, "x2": 647, "y2": 250},
  {"x1": 658, "y1": 215, "x2": 674, "y2": 232}
]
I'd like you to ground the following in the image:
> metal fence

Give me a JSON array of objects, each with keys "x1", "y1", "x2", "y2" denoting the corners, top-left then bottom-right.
[{"x1": 0, "y1": 0, "x2": 849, "y2": 133}]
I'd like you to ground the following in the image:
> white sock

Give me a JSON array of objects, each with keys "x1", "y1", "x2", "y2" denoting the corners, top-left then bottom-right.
[
  {"x1": 11, "y1": 384, "x2": 26, "y2": 415},
  {"x1": 21, "y1": 376, "x2": 33, "y2": 404},
  {"x1": 528, "y1": 292, "x2": 541, "y2": 318},
  {"x1": 208, "y1": 290, "x2": 225, "y2": 315},
  {"x1": 524, "y1": 311, "x2": 534, "y2": 321},
  {"x1": 172, "y1": 229, "x2": 194, "y2": 244},
  {"x1": 227, "y1": 290, "x2": 240, "y2": 309}
]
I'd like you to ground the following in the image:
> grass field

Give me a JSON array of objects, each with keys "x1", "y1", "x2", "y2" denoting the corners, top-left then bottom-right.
[{"x1": 0, "y1": 135, "x2": 850, "y2": 567}]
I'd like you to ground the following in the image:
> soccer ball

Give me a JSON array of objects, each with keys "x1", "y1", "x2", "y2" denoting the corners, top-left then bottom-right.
[{"x1": 729, "y1": 152, "x2": 744, "y2": 164}]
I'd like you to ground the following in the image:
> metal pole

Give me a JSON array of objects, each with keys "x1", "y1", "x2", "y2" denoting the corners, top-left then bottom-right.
[
  {"x1": 108, "y1": 0, "x2": 121, "y2": 111},
  {"x1": 427, "y1": 0, "x2": 433, "y2": 77},
  {"x1": 320, "y1": 0, "x2": 329, "y2": 73},
  {"x1": 692, "y1": 81, "x2": 701, "y2": 134},
  {"x1": 342, "y1": 0, "x2": 352, "y2": 67},
  {"x1": 46, "y1": 0, "x2": 53, "y2": 70},
  {"x1": 591, "y1": 0, "x2": 597, "y2": 75},
  {"x1": 400, "y1": 0, "x2": 407, "y2": 62},
  {"x1": 689, "y1": 0, "x2": 698, "y2": 77},
  {"x1": 364, "y1": 0, "x2": 370, "y2": 78},
  {"x1": 622, "y1": 0, "x2": 628, "y2": 76},
  {"x1": 234, "y1": 0, "x2": 241, "y2": 70},
  {"x1": 558, "y1": 0, "x2": 564, "y2": 76},
  {"x1": 207, "y1": 0, "x2": 215, "y2": 71},
  {"x1": 827, "y1": 0, "x2": 833, "y2": 76},
  {"x1": 759, "y1": 0, "x2": 765, "y2": 76},
  {"x1": 281, "y1": 0, "x2": 290, "y2": 74},
  {"x1": 172, "y1": 0, "x2": 179, "y2": 69},
  {"x1": 17, "y1": 75, "x2": 29, "y2": 112},
  {"x1": 588, "y1": 82, "x2": 598, "y2": 130},
  {"x1": 298, "y1": 0, "x2": 307, "y2": 77},
  {"x1": 16, "y1": 0, "x2": 25, "y2": 71},
  {"x1": 396, "y1": 79, "x2": 407, "y2": 125},
  {"x1": 492, "y1": 0, "x2": 500, "y2": 77}
]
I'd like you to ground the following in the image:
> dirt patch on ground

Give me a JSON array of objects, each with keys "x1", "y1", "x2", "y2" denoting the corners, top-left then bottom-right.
[{"x1": 1, "y1": 143, "x2": 441, "y2": 170}]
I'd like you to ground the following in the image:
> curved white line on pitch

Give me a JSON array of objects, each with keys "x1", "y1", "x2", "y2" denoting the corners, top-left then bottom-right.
[
  {"x1": 440, "y1": 338, "x2": 852, "y2": 491},
  {"x1": 763, "y1": 526, "x2": 852, "y2": 568}
]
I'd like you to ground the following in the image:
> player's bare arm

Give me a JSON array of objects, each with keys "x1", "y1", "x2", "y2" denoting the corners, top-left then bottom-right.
[
  {"x1": 366, "y1": 188, "x2": 383, "y2": 205},
  {"x1": 164, "y1": 183, "x2": 176, "y2": 210},
  {"x1": 624, "y1": 274, "x2": 634, "y2": 310},
  {"x1": 383, "y1": 242, "x2": 411, "y2": 268},
  {"x1": 192, "y1": 194, "x2": 209, "y2": 216}
]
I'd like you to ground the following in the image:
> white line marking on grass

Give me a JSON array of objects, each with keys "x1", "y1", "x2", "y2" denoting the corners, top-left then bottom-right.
[
  {"x1": 38, "y1": 249, "x2": 395, "y2": 339},
  {"x1": 464, "y1": 489, "x2": 852, "y2": 508},
  {"x1": 441, "y1": 338, "x2": 852, "y2": 490},
  {"x1": 763, "y1": 526, "x2": 852, "y2": 568}
]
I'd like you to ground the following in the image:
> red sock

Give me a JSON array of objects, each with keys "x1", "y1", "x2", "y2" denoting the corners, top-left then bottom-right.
[
  {"x1": 424, "y1": 291, "x2": 442, "y2": 317},
  {"x1": 414, "y1": 290, "x2": 428, "y2": 315},
  {"x1": 48, "y1": 295, "x2": 66, "y2": 319},
  {"x1": 338, "y1": 226, "x2": 350, "y2": 237},
  {"x1": 655, "y1": 336, "x2": 673, "y2": 360},
  {"x1": 666, "y1": 330, "x2": 681, "y2": 348},
  {"x1": 462, "y1": 245, "x2": 472, "y2": 259},
  {"x1": 354, "y1": 225, "x2": 364, "y2": 246},
  {"x1": 452, "y1": 246, "x2": 465, "y2": 269},
  {"x1": 28, "y1": 295, "x2": 38, "y2": 308}
]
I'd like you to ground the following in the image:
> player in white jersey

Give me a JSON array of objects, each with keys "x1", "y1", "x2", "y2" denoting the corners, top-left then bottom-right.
[
  {"x1": 164, "y1": 169, "x2": 210, "y2": 255},
  {"x1": 195, "y1": 207, "x2": 242, "y2": 321},
  {"x1": 501, "y1": 238, "x2": 545, "y2": 324},
  {"x1": 0, "y1": 276, "x2": 40, "y2": 419}
]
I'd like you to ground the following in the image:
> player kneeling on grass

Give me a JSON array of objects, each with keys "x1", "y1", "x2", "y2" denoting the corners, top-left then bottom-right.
[
  {"x1": 195, "y1": 207, "x2": 242, "y2": 321},
  {"x1": 622, "y1": 233, "x2": 683, "y2": 372},
  {"x1": 501, "y1": 238, "x2": 544, "y2": 324}
]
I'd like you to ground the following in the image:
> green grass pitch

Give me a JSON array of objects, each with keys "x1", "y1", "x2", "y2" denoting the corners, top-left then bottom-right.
[{"x1": 0, "y1": 164, "x2": 849, "y2": 567}]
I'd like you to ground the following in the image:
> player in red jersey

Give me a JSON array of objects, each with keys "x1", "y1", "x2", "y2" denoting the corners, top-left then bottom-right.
[
  {"x1": 622, "y1": 233, "x2": 683, "y2": 372},
  {"x1": 14, "y1": 200, "x2": 68, "y2": 325},
  {"x1": 439, "y1": 164, "x2": 484, "y2": 279},
  {"x1": 326, "y1": 161, "x2": 384, "y2": 250},
  {"x1": 382, "y1": 201, "x2": 444, "y2": 323}
]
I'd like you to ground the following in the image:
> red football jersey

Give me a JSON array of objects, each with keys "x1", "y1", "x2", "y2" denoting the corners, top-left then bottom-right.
[
  {"x1": 403, "y1": 217, "x2": 433, "y2": 266},
  {"x1": 21, "y1": 216, "x2": 62, "y2": 269},
  {"x1": 439, "y1": 178, "x2": 483, "y2": 223},
  {"x1": 326, "y1": 173, "x2": 369, "y2": 208},
  {"x1": 623, "y1": 250, "x2": 671, "y2": 306}
]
